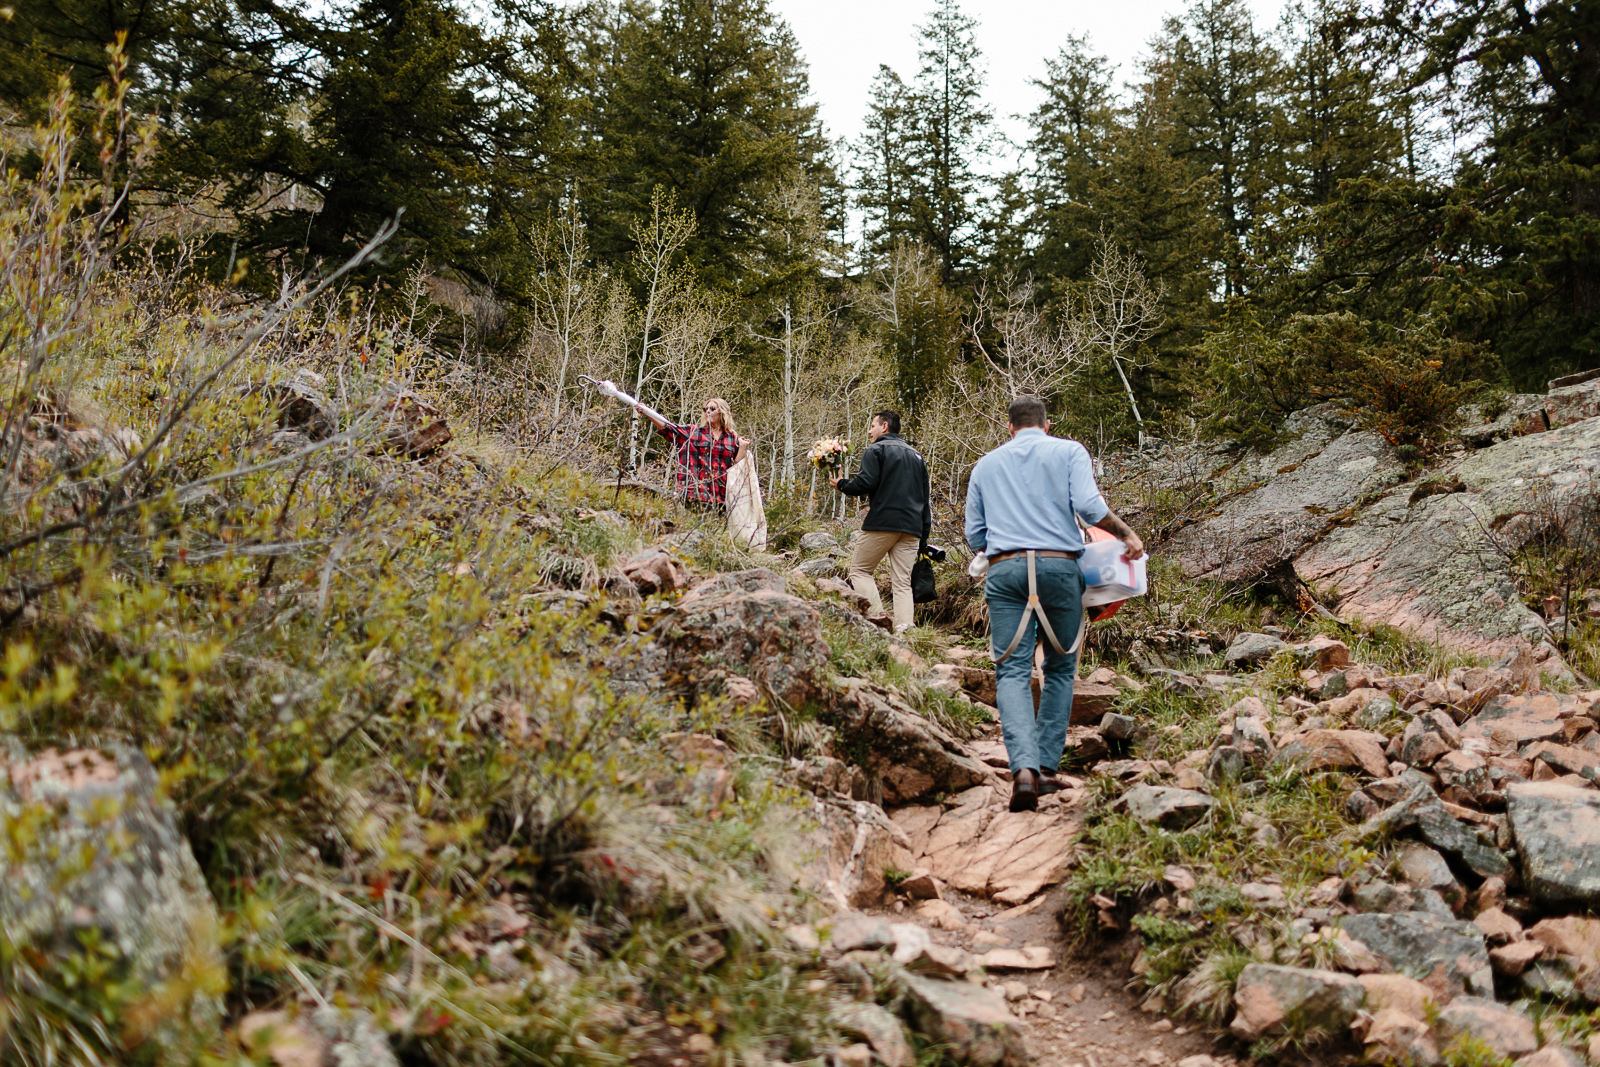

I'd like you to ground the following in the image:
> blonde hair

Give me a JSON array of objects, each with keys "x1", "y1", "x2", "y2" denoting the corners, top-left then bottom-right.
[{"x1": 702, "y1": 397, "x2": 738, "y2": 438}]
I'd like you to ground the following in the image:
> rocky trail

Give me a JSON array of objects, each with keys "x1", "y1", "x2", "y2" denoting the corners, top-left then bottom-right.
[
  {"x1": 836, "y1": 702, "x2": 1232, "y2": 1067},
  {"x1": 8, "y1": 366, "x2": 1600, "y2": 1067}
]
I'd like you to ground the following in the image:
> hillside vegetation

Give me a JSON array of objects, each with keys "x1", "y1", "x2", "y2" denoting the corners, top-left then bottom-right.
[{"x1": 5, "y1": 33, "x2": 1600, "y2": 1067}]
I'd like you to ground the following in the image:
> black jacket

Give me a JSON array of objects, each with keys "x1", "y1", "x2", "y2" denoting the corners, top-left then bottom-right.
[{"x1": 836, "y1": 433, "x2": 932, "y2": 539}]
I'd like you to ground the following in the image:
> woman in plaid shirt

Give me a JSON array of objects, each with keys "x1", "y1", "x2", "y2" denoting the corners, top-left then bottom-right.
[{"x1": 632, "y1": 397, "x2": 749, "y2": 510}]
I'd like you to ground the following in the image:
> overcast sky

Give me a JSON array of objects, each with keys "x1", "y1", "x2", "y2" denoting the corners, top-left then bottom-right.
[{"x1": 773, "y1": 0, "x2": 1292, "y2": 167}]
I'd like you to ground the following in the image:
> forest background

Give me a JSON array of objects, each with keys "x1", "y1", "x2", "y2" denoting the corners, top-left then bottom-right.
[{"x1": 2, "y1": 0, "x2": 1596, "y2": 499}]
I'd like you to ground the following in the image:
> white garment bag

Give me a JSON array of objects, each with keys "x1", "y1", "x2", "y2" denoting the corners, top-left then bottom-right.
[{"x1": 725, "y1": 452, "x2": 767, "y2": 551}]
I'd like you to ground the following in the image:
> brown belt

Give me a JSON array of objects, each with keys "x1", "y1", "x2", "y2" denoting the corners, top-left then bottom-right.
[{"x1": 989, "y1": 549, "x2": 1082, "y2": 564}]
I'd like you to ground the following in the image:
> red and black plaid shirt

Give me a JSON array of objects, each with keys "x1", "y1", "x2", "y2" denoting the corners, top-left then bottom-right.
[{"x1": 658, "y1": 422, "x2": 741, "y2": 504}]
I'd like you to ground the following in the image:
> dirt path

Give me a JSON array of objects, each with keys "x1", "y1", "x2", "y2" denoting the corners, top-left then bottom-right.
[{"x1": 876, "y1": 712, "x2": 1238, "y2": 1067}]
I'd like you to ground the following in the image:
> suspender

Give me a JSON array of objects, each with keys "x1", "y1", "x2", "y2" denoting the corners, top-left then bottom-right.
[{"x1": 993, "y1": 550, "x2": 1087, "y2": 664}]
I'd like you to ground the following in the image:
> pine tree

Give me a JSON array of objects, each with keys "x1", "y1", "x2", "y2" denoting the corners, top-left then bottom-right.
[
  {"x1": 902, "y1": 0, "x2": 994, "y2": 284},
  {"x1": 1016, "y1": 35, "x2": 1119, "y2": 294},
  {"x1": 854, "y1": 65, "x2": 913, "y2": 257},
  {"x1": 1162, "y1": 0, "x2": 1287, "y2": 298},
  {"x1": 587, "y1": 0, "x2": 829, "y2": 297}
]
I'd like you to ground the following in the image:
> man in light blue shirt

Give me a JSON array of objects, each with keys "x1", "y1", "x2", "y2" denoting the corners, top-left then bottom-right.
[{"x1": 966, "y1": 396, "x2": 1145, "y2": 811}]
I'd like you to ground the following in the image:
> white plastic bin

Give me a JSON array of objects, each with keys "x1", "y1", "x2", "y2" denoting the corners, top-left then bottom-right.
[{"x1": 1080, "y1": 538, "x2": 1148, "y2": 607}]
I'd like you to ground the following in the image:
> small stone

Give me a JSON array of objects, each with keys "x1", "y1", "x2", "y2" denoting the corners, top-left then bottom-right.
[
  {"x1": 829, "y1": 913, "x2": 895, "y2": 952},
  {"x1": 1229, "y1": 963, "x2": 1364, "y2": 1041},
  {"x1": 916, "y1": 899, "x2": 969, "y2": 933},
  {"x1": 1357, "y1": 973, "x2": 1436, "y2": 1019},
  {"x1": 1224, "y1": 633, "x2": 1291, "y2": 668},
  {"x1": 1002, "y1": 981, "x2": 1029, "y2": 1001},
  {"x1": 900, "y1": 976, "x2": 1028, "y2": 1067},
  {"x1": 1488, "y1": 940, "x2": 1545, "y2": 976},
  {"x1": 1241, "y1": 882, "x2": 1286, "y2": 907},
  {"x1": 686, "y1": 1033, "x2": 716, "y2": 1054},
  {"x1": 899, "y1": 870, "x2": 942, "y2": 900},
  {"x1": 1116, "y1": 785, "x2": 1213, "y2": 828},
  {"x1": 1067, "y1": 983, "x2": 1087, "y2": 1003},
  {"x1": 834, "y1": 1043, "x2": 872, "y2": 1067},
  {"x1": 1472, "y1": 907, "x2": 1522, "y2": 945},
  {"x1": 1433, "y1": 996, "x2": 1536, "y2": 1059},
  {"x1": 1519, "y1": 1048, "x2": 1584, "y2": 1067},
  {"x1": 973, "y1": 946, "x2": 1055, "y2": 971},
  {"x1": 1101, "y1": 712, "x2": 1139, "y2": 740},
  {"x1": 1359, "y1": 1008, "x2": 1437, "y2": 1067},
  {"x1": 785, "y1": 924, "x2": 822, "y2": 951}
]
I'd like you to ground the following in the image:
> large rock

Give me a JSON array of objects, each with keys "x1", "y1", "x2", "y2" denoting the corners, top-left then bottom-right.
[
  {"x1": 665, "y1": 585, "x2": 832, "y2": 707},
  {"x1": 239, "y1": 1006, "x2": 400, "y2": 1067},
  {"x1": 1352, "y1": 783, "x2": 1509, "y2": 879},
  {"x1": 826, "y1": 679, "x2": 989, "y2": 804},
  {"x1": 1521, "y1": 916, "x2": 1600, "y2": 1005},
  {"x1": 684, "y1": 567, "x2": 787, "y2": 598},
  {"x1": 1506, "y1": 781, "x2": 1600, "y2": 906},
  {"x1": 1229, "y1": 964, "x2": 1364, "y2": 1041},
  {"x1": 1113, "y1": 785, "x2": 1213, "y2": 829},
  {"x1": 1336, "y1": 912, "x2": 1492, "y2": 998},
  {"x1": 1543, "y1": 375, "x2": 1600, "y2": 429},
  {"x1": 1463, "y1": 693, "x2": 1571, "y2": 748},
  {"x1": 1296, "y1": 415, "x2": 1600, "y2": 657},
  {"x1": 899, "y1": 975, "x2": 1029, "y2": 1067},
  {"x1": 792, "y1": 798, "x2": 904, "y2": 909},
  {"x1": 831, "y1": 1002, "x2": 914, "y2": 1067},
  {"x1": 1223, "y1": 632, "x2": 1292, "y2": 668},
  {"x1": 0, "y1": 743, "x2": 221, "y2": 1036},
  {"x1": 934, "y1": 810, "x2": 1083, "y2": 906},
  {"x1": 622, "y1": 547, "x2": 688, "y2": 595},
  {"x1": 1167, "y1": 417, "x2": 1406, "y2": 585},
  {"x1": 1432, "y1": 997, "x2": 1537, "y2": 1059},
  {"x1": 1275, "y1": 729, "x2": 1390, "y2": 777},
  {"x1": 799, "y1": 531, "x2": 843, "y2": 554}
]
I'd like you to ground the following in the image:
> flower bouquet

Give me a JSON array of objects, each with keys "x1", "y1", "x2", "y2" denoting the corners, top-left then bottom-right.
[{"x1": 807, "y1": 437, "x2": 849, "y2": 474}]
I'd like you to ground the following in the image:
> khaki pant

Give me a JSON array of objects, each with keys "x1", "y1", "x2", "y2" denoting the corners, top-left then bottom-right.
[{"x1": 849, "y1": 531, "x2": 919, "y2": 632}]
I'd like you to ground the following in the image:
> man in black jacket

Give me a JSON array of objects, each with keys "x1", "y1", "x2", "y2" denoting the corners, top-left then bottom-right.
[{"x1": 829, "y1": 410, "x2": 932, "y2": 633}]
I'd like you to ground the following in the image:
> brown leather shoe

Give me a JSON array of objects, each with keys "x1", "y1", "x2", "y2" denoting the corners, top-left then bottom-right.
[{"x1": 1010, "y1": 768, "x2": 1039, "y2": 812}]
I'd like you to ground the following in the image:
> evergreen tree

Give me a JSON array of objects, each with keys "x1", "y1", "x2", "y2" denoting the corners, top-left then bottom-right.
[
  {"x1": 1247, "y1": 0, "x2": 1408, "y2": 290},
  {"x1": 854, "y1": 65, "x2": 913, "y2": 257},
  {"x1": 1080, "y1": 62, "x2": 1221, "y2": 405},
  {"x1": 1394, "y1": 0, "x2": 1600, "y2": 384},
  {"x1": 587, "y1": 0, "x2": 829, "y2": 297},
  {"x1": 1279, "y1": 0, "x2": 1405, "y2": 212},
  {"x1": 1016, "y1": 35, "x2": 1119, "y2": 294},
  {"x1": 903, "y1": 0, "x2": 994, "y2": 284},
  {"x1": 1300, "y1": 0, "x2": 1600, "y2": 389},
  {"x1": 1161, "y1": 0, "x2": 1287, "y2": 298}
]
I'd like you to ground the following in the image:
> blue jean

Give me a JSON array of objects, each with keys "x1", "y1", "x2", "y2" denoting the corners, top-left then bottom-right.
[{"x1": 985, "y1": 555, "x2": 1084, "y2": 774}]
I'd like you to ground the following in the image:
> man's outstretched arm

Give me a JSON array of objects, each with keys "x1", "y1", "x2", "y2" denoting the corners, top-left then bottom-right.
[{"x1": 1091, "y1": 509, "x2": 1145, "y2": 560}]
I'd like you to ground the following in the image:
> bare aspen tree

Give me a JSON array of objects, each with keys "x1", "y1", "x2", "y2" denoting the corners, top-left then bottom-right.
[
  {"x1": 1076, "y1": 233, "x2": 1165, "y2": 439},
  {"x1": 526, "y1": 198, "x2": 599, "y2": 419},
  {"x1": 955, "y1": 273, "x2": 1091, "y2": 442},
  {"x1": 657, "y1": 288, "x2": 735, "y2": 423},
  {"x1": 754, "y1": 177, "x2": 837, "y2": 486},
  {"x1": 626, "y1": 187, "x2": 697, "y2": 467}
]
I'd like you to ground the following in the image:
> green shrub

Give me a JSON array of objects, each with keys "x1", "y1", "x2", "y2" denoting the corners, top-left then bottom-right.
[{"x1": 1198, "y1": 305, "x2": 1500, "y2": 458}]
